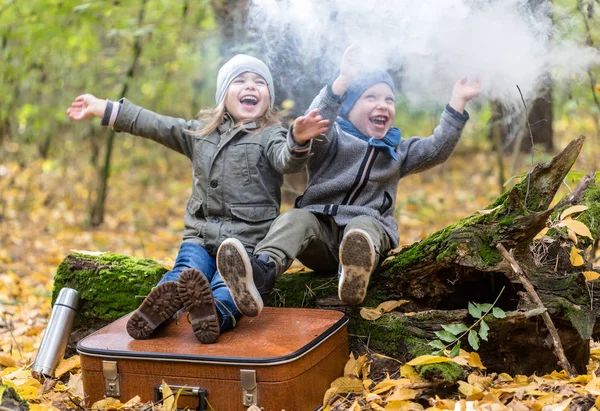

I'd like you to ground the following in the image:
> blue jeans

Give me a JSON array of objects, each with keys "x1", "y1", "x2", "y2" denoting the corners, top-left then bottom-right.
[{"x1": 157, "y1": 242, "x2": 240, "y2": 332}]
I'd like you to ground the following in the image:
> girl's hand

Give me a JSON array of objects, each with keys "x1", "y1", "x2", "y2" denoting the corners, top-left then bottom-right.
[
  {"x1": 66, "y1": 94, "x2": 107, "y2": 120},
  {"x1": 332, "y1": 44, "x2": 362, "y2": 95},
  {"x1": 292, "y1": 109, "x2": 330, "y2": 145},
  {"x1": 449, "y1": 77, "x2": 482, "y2": 114}
]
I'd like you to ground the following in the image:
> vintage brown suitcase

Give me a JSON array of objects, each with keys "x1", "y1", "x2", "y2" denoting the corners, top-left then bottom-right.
[{"x1": 78, "y1": 307, "x2": 348, "y2": 411}]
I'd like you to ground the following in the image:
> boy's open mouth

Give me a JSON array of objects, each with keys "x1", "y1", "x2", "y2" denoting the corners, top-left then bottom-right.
[
  {"x1": 369, "y1": 116, "x2": 388, "y2": 128},
  {"x1": 240, "y1": 95, "x2": 259, "y2": 107}
]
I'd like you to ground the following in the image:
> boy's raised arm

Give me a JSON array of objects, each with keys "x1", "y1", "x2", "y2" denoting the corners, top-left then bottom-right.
[
  {"x1": 67, "y1": 94, "x2": 198, "y2": 160},
  {"x1": 398, "y1": 78, "x2": 481, "y2": 176}
]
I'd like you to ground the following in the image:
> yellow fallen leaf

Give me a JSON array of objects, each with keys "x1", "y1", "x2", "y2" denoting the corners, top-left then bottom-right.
[
  {"x1": 360, "y1": 307, "x2": 383, "y2": 321},
  {"x1": 55, "y1": 355, "x2": 80, "y2": 378},
  {"x1": 29, "y1": 403, "x2": 61, "y2": 411},
  {"x1": 0, "y1": 355, "x2": 16, "y2": 367},
  {"x1": 560, "y1": 205, "x2": 588, "y2": 220},
  {"x1": 586, "y1": 376, "x2": 600, "y2": 395},
  {"x1": 344, "y1": 353, "x2": 368, "y2": 377},
  {"x1": 534, "y1": 394, "x2": 569, "y2": 410},
  {"x1": 67, "y1": 372, "x2": 84, "y2": 399},
  {"x1": 514, "y1": 375, "x2": 530, "y2": 384},
  {"x1": 91, "y1": 397, "x2": 123, "y2": 410},
  {"x1": 583, "y1": 271, "x2": 600, "y2": 282},
  {"x1": 349, "y1": 398, "x2": 361, "y2": 411},
  {"x1": 366, "y1": 392, "x2": 383, "y2": 403},
  {"x1": 467, "y1": 352, "x2": 486, "y2": 369},
  {"x1": 562, "y1": 220, "x2": 593, "y2": 240},
  {"x1": 386, "y1": 388, "x2": 418, "y2": 402},
  {"x1": 400, "y1": 364, "x2": 421, "y2": 382},
  {"x1": 378, "y1": 300, "x2": 409, "y2": 313},
  {"x1": 385, "y1": 400, "x2": 424, "y2": 411},
  {"x1": 496, "y1": 373, "x2": 513, "y2": 382},
  {"x1": 570, "y1": 247, "x2": 584, "y2": 267},
  {"x1": 534, "y1": 227, "x2": 549, "y2": 240},
  {"x1": 373, "y1": 379, "x2": 401, "y2": 395},
  {"x1": 457, "y1": 381, "x2": 483, "y2": 397},
  {"x1": 330, "y1": 376, "x2": 363, "y2": 393},
  {"x1": 567, "y1": 228, "x2": 578, "y2": 244},
  {"x1": 16, "y1": 384, "x2": 39, "y2": 400},
  {"x1": 162, "y1": 380, "x2": 175, "y2": 411},
  {"x1": 467, "y1": 373, "x2": 493, "y2": 389},
  {"x1": 323, "y1": 386, "x2": 339, "y2": 407},
  {"x1": 370, "y1": 402, "x2": 385, "y2": 411},
  {"x1": 406, "y1": 355, "x2": 451, "y2": 366}
]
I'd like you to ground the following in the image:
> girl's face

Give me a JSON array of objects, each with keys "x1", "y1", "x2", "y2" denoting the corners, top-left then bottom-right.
[
  {"x1": 348, "y1": 83, "x2": 396, "y2": 139},
  {"x1": 224, "y1": 72, "x2": 270, "y2": 122}
]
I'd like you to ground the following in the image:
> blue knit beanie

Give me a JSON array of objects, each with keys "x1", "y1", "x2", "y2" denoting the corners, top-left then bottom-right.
[{"x1": 339, "y1": 71, "x2": 396, "y2": 119}]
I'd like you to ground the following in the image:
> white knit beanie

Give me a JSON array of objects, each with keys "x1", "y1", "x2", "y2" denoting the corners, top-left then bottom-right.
[{"x1": 215, "y1": 54, "x2": 275, "y2": 108}]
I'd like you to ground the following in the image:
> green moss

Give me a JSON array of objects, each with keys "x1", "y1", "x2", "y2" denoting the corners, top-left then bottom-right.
[
  {"x1": 52, "y1": 253, "x2": 167, "y2": 325},
  {"x1": 499, "y1": 217, "x2": 516, "y2": 227},
  {"x1": 417, "y1": 362, "x2": 464, "y2": 384},
  {"x1": 546, "y1": 296, "x2": 595, "y2": 340},
  {"x1": 478, "y1": 245, "x2": 502, "y2": 265},
  {"x1": 272, "y1": 271, "x2": 337, "y2": 308},
  {"x1": 349, "y1": 314, "x2": 431, "y2": 362}
]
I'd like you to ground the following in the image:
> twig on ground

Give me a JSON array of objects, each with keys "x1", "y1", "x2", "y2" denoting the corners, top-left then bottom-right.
[{"x1": 496, "y1": 243, "x2": 577, "y2": 377}]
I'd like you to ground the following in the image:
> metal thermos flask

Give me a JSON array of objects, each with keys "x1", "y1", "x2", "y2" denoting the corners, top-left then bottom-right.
[{"x1": 32, "y1": 288, "x2": 80, "y2": 379}]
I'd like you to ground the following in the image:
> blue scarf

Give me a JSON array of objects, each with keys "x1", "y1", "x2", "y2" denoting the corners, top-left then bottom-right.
[{"x1": 337, "y1": 118, "x2": 401, "y2": 161}]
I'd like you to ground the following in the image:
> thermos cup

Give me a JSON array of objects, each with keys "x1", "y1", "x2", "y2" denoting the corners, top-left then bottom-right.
[{"x1": 32, "y1": 288, "x2": 80, "y2": 379}]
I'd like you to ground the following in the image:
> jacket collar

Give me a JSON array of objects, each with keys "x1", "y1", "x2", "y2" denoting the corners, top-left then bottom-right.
[{"x1": 218, "y1": 113, "x2": 258, "y2": 135}]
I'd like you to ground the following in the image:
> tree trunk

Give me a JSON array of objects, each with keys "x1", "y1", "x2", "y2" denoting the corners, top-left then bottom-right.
[{"x1": 90, "y1": 0, "x2": 147, "y2": 226}]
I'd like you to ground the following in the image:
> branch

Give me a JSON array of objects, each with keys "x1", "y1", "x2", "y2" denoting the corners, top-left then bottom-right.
[{"x1": 496, "y1": 243, "x2": 577, "y2": 377}]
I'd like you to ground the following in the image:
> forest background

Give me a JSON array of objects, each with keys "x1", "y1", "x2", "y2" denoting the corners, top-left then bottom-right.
[{"x1": 2, "y1": 0, "x2": 600, "y2": 408}]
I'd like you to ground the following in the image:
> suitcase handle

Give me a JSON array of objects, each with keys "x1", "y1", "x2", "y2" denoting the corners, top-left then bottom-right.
[{"x1": 154, "y1": 384, "x2": 207, "y2": 411}]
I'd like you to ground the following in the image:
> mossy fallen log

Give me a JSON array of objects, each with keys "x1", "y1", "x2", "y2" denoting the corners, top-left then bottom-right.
[
  {"x1": 53, "y1": 136, "x2": 598, "y2": 377},
  {"x1": 52, "y1": 253, "x2": 165, "y2": 354},
  {"x1": 273, "y1": 136, "x2": 600, "y2": 375}
]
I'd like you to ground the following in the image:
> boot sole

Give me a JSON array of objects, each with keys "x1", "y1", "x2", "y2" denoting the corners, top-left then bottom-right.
[
  {"x1": 178, "y1": 268, "x2": 220, "y2": 344},
  {"x1": 339, "y1": 229, "x2": 376, "y2": 305},
  {"x1": 126, "y1": 281, "x2": 182, "y2": 340},
  {"x1": 217, "y1": 239, "x2": 263, "y2": 317}
]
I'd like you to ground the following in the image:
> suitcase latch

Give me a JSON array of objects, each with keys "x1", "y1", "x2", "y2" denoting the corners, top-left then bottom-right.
[
  {"x1": 240, "y1": 369, "x2": 257, "y2": 406},
  {"x1": 102, "y1": 360, "x2": 120, "y2": 398}
]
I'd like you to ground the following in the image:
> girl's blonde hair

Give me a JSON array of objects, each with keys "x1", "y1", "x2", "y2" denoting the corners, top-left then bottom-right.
[{"x1": 190, "y1": 100, "x2": 280, "y2": 137}]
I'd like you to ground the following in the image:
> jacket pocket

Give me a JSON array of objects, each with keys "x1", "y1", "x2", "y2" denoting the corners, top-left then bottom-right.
[
  {"x1": 230, "y1": 204, "x2": 277, "y2": 222},
  {"x1": 184, "y1": 196, "x2": 204, "y2": 230},
  {"x1": 231, "y1": 204, "x2": 278, "y2": 246},
  {"x1": 379, "y1": 191, "x2": 393, "y2": 215}
]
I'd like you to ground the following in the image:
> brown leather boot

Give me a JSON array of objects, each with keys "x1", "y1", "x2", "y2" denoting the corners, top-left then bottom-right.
[
  {"x1": 126, "y1": 281, "x2": 183, "y2": 339},
  {"x1": 178, "y1": 268, "x2": 220, "y2": 344}
]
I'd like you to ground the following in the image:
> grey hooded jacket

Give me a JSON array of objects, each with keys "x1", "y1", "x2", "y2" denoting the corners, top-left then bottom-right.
[
  {"x1": 295, "y1": 86, "x2": 469, "y2": 248},
  {"x1": 112, "y1": 99, "x2": 310, "y2": 253}
]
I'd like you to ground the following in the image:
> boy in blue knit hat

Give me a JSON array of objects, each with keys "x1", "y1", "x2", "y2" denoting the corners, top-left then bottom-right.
[{"x1": 216, "y1": 46, "x2": 481, "y2": 316}]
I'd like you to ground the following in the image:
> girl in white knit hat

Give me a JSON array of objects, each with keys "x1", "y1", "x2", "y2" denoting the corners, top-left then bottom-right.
[{"x1": 66, "y1": 54, "x2": 328, "y2": 344}]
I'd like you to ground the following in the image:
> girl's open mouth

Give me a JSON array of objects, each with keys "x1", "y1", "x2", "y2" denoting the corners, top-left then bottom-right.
[{"x1": 240, "y1": 95, "x2": 259, "y2": 107}]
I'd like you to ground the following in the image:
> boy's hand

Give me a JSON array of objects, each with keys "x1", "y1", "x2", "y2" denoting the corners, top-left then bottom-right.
[
  {"x1": 332, "y1": 44, "x2": 362, "y2": 95},
  {"x1": 66, "y1": 94, "x2": 107, "y2": 120},
  {"x1": 449, "y1": 77, "x2": 482, "y2": 114},
  {"x1": 292, "y1": 109, "x2": 330, "y2": 145}
]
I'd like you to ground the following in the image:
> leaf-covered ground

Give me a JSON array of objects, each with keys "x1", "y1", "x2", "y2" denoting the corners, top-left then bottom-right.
[{"x1": 1, "y1": 119, "x2": 600, "y2": 410}]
